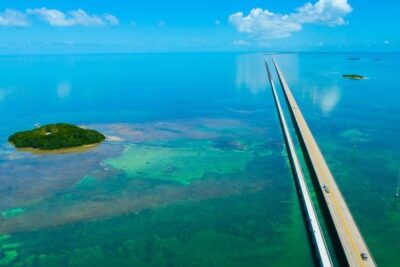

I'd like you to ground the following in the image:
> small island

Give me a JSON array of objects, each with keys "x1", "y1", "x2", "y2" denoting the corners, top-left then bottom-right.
[
  {"x1": 8, "y1": 123, "x2": 105, "y2": 151},
  {"x1": 343, "y1": 74, "x2": 365, "y2": 80}
]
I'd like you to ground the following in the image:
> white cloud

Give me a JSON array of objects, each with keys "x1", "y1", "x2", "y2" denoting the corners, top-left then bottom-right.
[
  {"x1": 230, "y1": 9, "x2": 302, "y2": 39},
  {"x1": 27, "y1": 8, "x2": 118, "y2": 27},
  {"x1": 105, "y1": 14, "x2": 119, "y2": 26},
  {"x1": 293, "y1": 0, "x2": 352, "y2": 26},
  {"x1": 0, "y1": 9, "x2": 30, "y2": 27},
  {"x1": 229, "y1": 0, "x2": 352, "y2": 39}
]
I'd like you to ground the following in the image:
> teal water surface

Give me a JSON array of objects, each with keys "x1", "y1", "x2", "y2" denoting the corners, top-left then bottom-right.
[{"x1": 0, "y1": 52, "x2": 399, "y2": 266}]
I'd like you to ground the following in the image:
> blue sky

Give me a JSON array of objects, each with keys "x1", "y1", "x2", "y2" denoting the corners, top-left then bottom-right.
[{"x1": 0, "y1": 0, "x2": 398, "y2": 54}]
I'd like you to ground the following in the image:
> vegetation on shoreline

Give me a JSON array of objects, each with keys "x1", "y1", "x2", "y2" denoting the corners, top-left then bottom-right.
[
  {"x1": 343, "y1": 74, "x2": 365, "y2": 80},
  {"x1": 8, "y1": 123, "x2": 105, "y2": 151}
]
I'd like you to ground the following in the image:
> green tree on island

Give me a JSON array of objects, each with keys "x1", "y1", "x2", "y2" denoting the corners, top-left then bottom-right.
[{"x1": 8, "y1": 123, "x2": 105, "y2": 150}]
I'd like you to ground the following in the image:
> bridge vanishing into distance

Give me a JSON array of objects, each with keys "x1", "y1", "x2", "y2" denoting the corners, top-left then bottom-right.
[
  {"x1": 265, "y1": 61, "x2": 333, "y2": 267},
  {"x1": 265, "y1": 57, "x2": 377, "y2": 267}
]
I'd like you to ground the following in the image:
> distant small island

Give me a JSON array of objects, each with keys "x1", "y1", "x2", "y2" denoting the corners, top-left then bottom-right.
[
  {"x1": 9, "y1": 123, "x2": 105, "y2": 151},
  {"x1": 343, "y1": 74, "x2": 365, "y2": 80}
]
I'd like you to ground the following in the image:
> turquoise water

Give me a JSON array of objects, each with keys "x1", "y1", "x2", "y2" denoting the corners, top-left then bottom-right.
[{"x1": 0, "y1": 52, "x2": 399, "y2": 266}]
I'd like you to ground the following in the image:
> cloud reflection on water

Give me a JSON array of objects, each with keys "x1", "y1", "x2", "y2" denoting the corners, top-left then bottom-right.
[
  {"x1": 235, "y1": 54, "x2": 267, "y2": 94},
  {"x1": 57, "y1": 81, "x2": 71, "y2": 98},
  {"x1": 312, "y1": 85, "x2": 341, "y2": 114},
  {"x1": 275, "y1": 54, "x2": 340, "y2": 115},
  {"x1": 0, "y1": 89, "x2": 6, "y2": 102}
]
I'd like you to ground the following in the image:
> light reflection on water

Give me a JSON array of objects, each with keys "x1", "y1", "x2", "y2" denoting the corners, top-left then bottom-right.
[
  {"x1": 57, "y1": 81, "x2": 71, "y2": 99},
  {"x1": 235, "y1": 54, "x2": 267, "y2": 94},
  {"x1": 313, "y1": 85, "x2": 341, "y2": 114}
]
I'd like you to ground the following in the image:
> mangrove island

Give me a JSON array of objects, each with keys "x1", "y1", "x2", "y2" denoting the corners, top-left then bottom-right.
[
  {"x1": 8, "y1": 123, "x2": 105, "y2": 151},
  {"x1": 343, "y1": 74, "x2": 365, "y2": 80}
]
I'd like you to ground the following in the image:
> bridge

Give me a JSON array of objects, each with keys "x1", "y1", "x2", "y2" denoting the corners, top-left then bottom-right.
[
  {"x1": 265, "y1": 61, "x2": 333, "y2": 267},
  {"x1": 265, "y1": 57, "x2": 376, "y2": 267}
]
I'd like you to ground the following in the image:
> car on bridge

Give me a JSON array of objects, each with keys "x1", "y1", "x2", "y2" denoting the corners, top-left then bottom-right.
[{"x1": 323, "y1": 184, "x2": 331, "y2": 193}]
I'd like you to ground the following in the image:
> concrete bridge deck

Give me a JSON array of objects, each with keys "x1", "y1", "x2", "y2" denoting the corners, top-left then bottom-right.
[
  {"x1": 265, "y1": 61, "x2": 333, "y2": 267},
  {"x1": 272, "y1": 58, "x2": 376, "y2": 267}
]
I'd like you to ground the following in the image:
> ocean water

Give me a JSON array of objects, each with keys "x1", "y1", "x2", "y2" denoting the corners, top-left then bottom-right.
[{"x1": 0, "y1": 52, "x2": 398, "y2": 266}]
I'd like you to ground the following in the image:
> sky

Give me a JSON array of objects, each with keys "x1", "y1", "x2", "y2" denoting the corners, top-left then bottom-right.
[{"x1": 0, "y1": 0, "x2": 398, "y2": 54}]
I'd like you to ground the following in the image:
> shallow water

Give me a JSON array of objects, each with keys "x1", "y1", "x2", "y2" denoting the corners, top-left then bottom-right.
[{"x1": 0, "y1": 52, "x2": 399, "y2": 266}]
